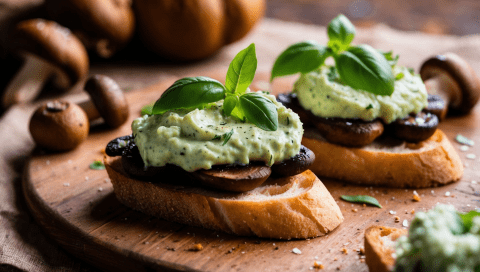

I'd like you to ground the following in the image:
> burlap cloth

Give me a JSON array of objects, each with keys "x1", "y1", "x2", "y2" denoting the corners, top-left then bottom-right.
[{"x1": 1, "y1": 9, "x2": 480, "y2": 272}]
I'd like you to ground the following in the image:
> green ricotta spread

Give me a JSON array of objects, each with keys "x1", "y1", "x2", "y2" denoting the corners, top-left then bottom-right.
[
  {"x1": 395, "y1": 205, "x2": 480, "y2": 272},
  {"x1": 294, "y1": 65, "x2": 428, "y2": 124},
  {"x1": 132, "y1": 92, "x2": 303, "y2": 172}
]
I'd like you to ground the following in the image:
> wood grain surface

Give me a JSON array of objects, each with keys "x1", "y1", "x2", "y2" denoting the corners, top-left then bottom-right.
[{"x1": 23, "y1": 70, "x2": 480, "y2": 272}]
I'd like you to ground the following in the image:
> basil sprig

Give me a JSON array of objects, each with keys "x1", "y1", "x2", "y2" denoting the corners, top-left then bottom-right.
[
  {"x1": 152, "y1": 43, "x2": 278, "y2": 131},
  {"x1": 271, "y1": 14, "x2": 395, "y2": 96},
  {"x1": 340, "y1": 195, "x2": 382, "y2": 208}
]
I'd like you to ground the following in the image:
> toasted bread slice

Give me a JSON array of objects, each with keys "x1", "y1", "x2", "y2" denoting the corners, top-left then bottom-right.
[
  {"x1": 303, "y1": 129, "x2": 463, "y2": 188},
  {"x1": 104, "y1": 156, "x2": 344, "y2": 239},
  {"x1": 364, "y1": 225, "x2": 408, "y2": 272}
]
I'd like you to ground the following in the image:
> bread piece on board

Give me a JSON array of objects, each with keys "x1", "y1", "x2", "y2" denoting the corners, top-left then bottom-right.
[
  {"x1": 364, "y1": 225, "x2": 408, "y2": 272},
  {"x1": 303, "y1": 129, "x2": 463, "y2": 188},
  {"x1": 104, "y1": 156, "x2": 344, "y2": 240}
]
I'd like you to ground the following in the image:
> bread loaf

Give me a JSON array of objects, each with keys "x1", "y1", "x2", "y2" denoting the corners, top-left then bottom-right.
[
  {"x1": 303, "y1": 129, "x2": 463, "y2": 188},
  {"x1": 364, "y1": 225, "x2": 407, "y2": 272},
  {"x1": 104, "y1": 156, "x2": 344, "y2": 239}
]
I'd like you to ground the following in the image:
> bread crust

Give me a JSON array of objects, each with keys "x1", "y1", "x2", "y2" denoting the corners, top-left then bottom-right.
[
  {"x1": 364, "y1": 225, "x2": 408, "y2": 272},
  {"x1": 104, "y1": 156, "x2": 344, "y2": 239},
  {"x1": 303, "y1": 129, "x2": 463, "y2": 188}
]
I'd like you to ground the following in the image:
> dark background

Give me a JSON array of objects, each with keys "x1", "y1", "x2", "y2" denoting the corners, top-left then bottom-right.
[{"x1": 266, "y1": 0, "x2": 480, "y2": 36}]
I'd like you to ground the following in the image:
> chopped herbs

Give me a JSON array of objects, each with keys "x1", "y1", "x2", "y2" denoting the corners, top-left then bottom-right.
[
  {"x1": 395, "y1": 72, "x2": 405, "y2": 81},
  {"x1": 340, "y1": 195, "x2": 382, "y2": 208},
  {"x1": 140, "y1": 103, "x2": 153, "y2": 116},
  {"x1": 89, "y1": 160, "x2": 105, "y2": 170},
  {"x1": 366, "y1": 104, "x2": 373, "y2": 110},
  {"x1": 222, "y1": 129, "x2": 234, "y2": 145},
  {"x1": 212, "y1": 129, "x2": 235, "y2": 146}
]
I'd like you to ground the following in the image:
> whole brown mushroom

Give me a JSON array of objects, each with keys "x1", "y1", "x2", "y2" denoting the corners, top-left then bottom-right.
[
  {"x1": 3, "y1": 19, "x2": 89, "y2": 108},
  {"x1": 420, "y1": 53, "x2": 480, "y2": 120},
  {"x1": 134, "y1": 0, "x2": 265, "y2": 61},
  {"x1": 45, "y1": 0, "x2": 135, "y2": 58},
  {"x1": 29, "y1": 100, "x2": 89, "y2": 151},
  {"x1": 78, "y1": 75, "x2": 129, "y2": 128}
]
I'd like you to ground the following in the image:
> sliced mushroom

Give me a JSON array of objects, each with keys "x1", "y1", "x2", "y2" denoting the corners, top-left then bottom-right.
[
  {"x1": 420, "y1": 53, "x2": 480, "y2": 119},
  {"x1": 313, "y1": 117, "x2": 384, "y2": 147},
  {"x1": 271, "y1": 145, "x2": 315, "y2": 177},
  {"x1": 120, "y1": 140, "x2": 181, "y2": 179},
  {"x1": 388, "y1": 112, "x2": 438, "y2": 143},
  {"x1": 106, "y1": 134, "x2": 133, "y2": 156},
  {"x1": 276, "y1": 93, "x2": 312, "y2": 125},
  {"x1": 423, "y1": 94, "x2": 446, "y2": 119},
  {"x1": 3, "y1": 19, "x2": 89, "y2": 108},
  {"x1": 45, "y1": 0, "x2": 135, "y2": 58},
  {"x1": 78, "y1": 75, "x2": 129, "y2": 128},
  {"x1": 190, "y1": 164, "x2": 272, "y2": 193},
  {"x1": 29, "y1": 100, "x2": 89, "y2": 151}
]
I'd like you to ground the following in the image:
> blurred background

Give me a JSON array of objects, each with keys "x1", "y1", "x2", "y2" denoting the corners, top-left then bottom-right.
[
  {"x1": 0, "y1": 0, "x2": 479, "y2": 114},
  {"x1": 266, "y1": 0, "x2": 480, "y2": 36}
]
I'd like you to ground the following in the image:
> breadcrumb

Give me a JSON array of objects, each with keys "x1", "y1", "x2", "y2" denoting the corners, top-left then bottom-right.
[
  {"x1": 352, "y1": 208, "x2": 358, "y2": 212},
  {"x1": 394, "y1": 216, "x2": 400, "y2": 223},
  {"x1": 410, "y1": 209, "x2": 415, "y2": 214},
  {"x1": 313, "y1": 261, "x2": 324, "y2": 269},
  {"x1": 341, "y1": 248, "x2": 348, "y2": 254},
  {"x1": 413, "y1": 194, "x2": 421, "y2": 202},
  {"x1": 191, "y1": 244, "x2": 203, "y2": 251},
  {"x1": 359, "y1": 247, "x2": 365, "y2": 255}
]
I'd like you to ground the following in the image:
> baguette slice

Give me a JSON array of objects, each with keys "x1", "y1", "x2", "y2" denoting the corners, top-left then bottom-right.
[
  {"x1": 364, "y1": 225, "x2": 407, "y2": 272},
  {"x1": 104, "y1": 156, "x2": 344, "y2": 239},
  {"x1": 303, "y1": 129, "x2": 463, "y2": 188}
]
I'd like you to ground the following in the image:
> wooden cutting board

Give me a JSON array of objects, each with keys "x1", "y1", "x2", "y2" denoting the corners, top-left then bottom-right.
[{"x1": 23, "y1": 70, "x2": 480, "y2": 272}]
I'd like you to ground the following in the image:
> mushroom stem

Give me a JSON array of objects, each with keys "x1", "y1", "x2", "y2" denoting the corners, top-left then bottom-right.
[
  {"x1": 424, "y1": 72, "x2": 462, "y2": 109},
  {"x1": 77, "y1": 100, "x2": 101, "y2": 121},
  {"x1": 2, "y1": 56, "x2": 56, "y2": 108}
]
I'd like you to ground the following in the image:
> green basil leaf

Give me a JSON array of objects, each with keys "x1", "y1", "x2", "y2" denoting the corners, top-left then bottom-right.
[
  {"x1": 335, "y1": 44, "x2": 395, "y2": 96},
  {"x1": 340, "y1": 195, "x2": 382, "y2": 208},
  {"x1": 222, "y1": 129, "x2": 234, "y2": 145},
  {"x1": 140, "y1": 103, "x2": 153, "y2": 115},
  {"x1": 408, "y1": 67, "x2": 415, "y2": 75},
  {"x1": 152, "y1": 77, "x2": 226, "y2": 114},
  {"x1": 457, "y1": 210, "x2": 480, "y2": 232},
  {"x1": 327, "y1": 14, "x2": 356, "y2": 53},
  {"x1": 271, "y1": 41, "x2": 330, "y2": 81},
  {"x1": 223, "y1": 94, "x2": 238, "y2": 116},
  {"x1": 225, "y1": 43, "x2": 257, "y2": 95},
  {"x1": 230, "y1": 105, "x2": 246, "y2": 121},
  {"x1": 239, "y1": 93, "x2": 278, "y2": 131},
  {"x1": 89, "y1": 160, "x2": 105, "y2": 170}
]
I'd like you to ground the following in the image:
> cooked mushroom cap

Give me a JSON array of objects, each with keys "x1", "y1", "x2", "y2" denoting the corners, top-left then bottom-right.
[
  {"x1": 420, "y1": 53, "x2": 480, "y2": 114},
  {"x1": 29, "y1": 101, "x2": 89, "y2": 151},
  {"x1": 45, "y1": 0, "x2": 135, "y2": 58},
  {"x1": 84, "y1": 75, "x2": 129, "y2": 128},
  {"x1": 11, "y1": 19, "x2": 89, "y2": 89}
]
